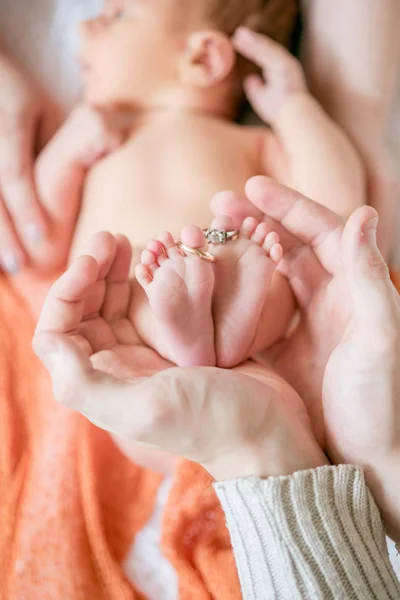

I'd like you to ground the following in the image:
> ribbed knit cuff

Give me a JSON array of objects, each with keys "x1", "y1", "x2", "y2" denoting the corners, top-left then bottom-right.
[{"x1": 214, "y1": 465, "x2": 400, "y2": 599}]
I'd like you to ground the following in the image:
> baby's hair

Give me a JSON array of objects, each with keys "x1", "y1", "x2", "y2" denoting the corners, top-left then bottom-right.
[
  {"x1": 205, "y1": 0, "x2": 298, "y2": 48},
  {"x1": 203, "y1": 0, "x2": 299, "y2": 104}
]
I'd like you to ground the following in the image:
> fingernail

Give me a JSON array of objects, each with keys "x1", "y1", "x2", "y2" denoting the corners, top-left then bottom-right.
[
  {"x1": 26, "y1": 223, "x2": 44, "y2": 245},
  {"x1": 363, "y1": 216, "x2": 378, "y2": 233},
  {"x1": 2, "y1": 252, "x2": 20, "y2": 274},
  {"x1": 362, "y1": 216, "x2": 379, "y2": 243}
]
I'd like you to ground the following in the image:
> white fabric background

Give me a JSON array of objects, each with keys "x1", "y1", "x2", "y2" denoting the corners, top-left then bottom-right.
[
  {"x1": 0, "y1": 0, "x2": 399, "y2": 588},
  {"x1": 0, "y1": 0, "x2": 102, "y2": 110}
]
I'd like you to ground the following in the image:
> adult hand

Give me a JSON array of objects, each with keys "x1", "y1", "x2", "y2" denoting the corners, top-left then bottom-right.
[
  {"x1": 212, "y1": 176, "x2": 400, "y2": 539},
  {"x1": 0, "y1": 53, "x2": 49, "y2": 273},
  {"x1": 362, "y1": 147, "x2": 399, "y2": 261},
  {"x1": 32, "y1": 231, "x2": 327, "y2": 482}
]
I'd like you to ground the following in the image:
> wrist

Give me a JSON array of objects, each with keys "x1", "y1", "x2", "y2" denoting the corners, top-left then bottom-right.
[
  {"x1": 363, "y1": 451, "x2": 400, "y2": 541},
  {"x1": 209, "y1": 435, "x2": 329, "y2": 482},
  {"x1": 271, "y1": 91, "x2": 321, "y2": 128}
]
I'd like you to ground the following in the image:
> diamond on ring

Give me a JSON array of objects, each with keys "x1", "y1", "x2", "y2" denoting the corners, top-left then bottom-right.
[
  {"x1": 205, "y1": 229, "x2": 227, "y2": 244},
  {"x1": 203, "y1": 228, "x2": 239, "y2": 244}
]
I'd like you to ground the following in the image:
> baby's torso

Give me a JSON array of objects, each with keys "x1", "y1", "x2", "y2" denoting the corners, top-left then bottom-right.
[{"x1": 71, "y1": 114, "x2": 267, "y2": 261}]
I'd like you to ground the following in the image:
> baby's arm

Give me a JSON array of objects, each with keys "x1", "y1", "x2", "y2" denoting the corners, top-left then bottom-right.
[
  {"x1": 266, "y1": 93, "x2": 365, "y2": 219},
  {"x1": 34, "y1": 105, "x2": 123, "y2": 273},
  {"x1": 234, "y1": 28, "x2": 365, "y2": 219}
]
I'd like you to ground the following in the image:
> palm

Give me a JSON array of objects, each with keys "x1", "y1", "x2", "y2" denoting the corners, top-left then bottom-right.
[
  {"x1": 36, "y1": 233, "x2": 171, "y2": 382},
  {"x1": 263, "y1": 272, "x2": 351, "y2": 445},
  {"x1": 77, "y1": 311, "x2": 169, "y2": 381},
  {"x1": 322, "y1": 277, "x2": 400, "y2": 465},
  {"x1": 211, "y1": 178, "x2": 386, "y2": 456}
]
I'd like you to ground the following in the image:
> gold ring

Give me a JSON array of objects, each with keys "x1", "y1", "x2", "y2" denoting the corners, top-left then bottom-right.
[{"x1": 177, "y1": 241, "x2": 216, "y2": 263}]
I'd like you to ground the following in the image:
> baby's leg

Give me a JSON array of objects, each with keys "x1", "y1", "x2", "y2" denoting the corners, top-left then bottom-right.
[
  {"x1": 135, "y1": 230, "x2": 216, "y2": 367},
  {"x1": 209, "y1": 217, "x2": 296, "y2": 368}
]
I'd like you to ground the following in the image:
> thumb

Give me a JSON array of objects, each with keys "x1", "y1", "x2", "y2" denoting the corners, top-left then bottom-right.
[
  {"x1": 32, "y1": 331, "x2": 94, "y2": 409},
  {"x1": 210, "y1": 190, "x2": 262, "y2": 225},
  {"x1": 341, "y1": 206, "x2": 398, "y2": 326},
  {"x1": 32, "y1": 332, "x2": 159, "y2": 439}
]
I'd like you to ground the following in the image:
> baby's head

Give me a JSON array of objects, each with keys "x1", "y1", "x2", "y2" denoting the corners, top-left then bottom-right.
[{"x1": 79, "y1": 0, "x2": 297, "y2": 115}]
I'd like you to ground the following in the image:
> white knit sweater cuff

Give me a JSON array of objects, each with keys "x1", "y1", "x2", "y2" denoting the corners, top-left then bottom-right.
[{"x1": 214, "y1": 465, "x2": 400, "y2": 599}]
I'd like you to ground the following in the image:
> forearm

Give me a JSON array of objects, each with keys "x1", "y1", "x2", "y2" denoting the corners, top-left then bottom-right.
[
  {"x1": 215, "y1": 465, "x2": 400, "y2": 600},
  {"x1": 301, "y1": 0, "x2": 400, "y2": 142},
  {"x1": 34, "y1": 127, "x2": 87, "y2": 272},
  {"x1": 271, "y1": 93, "x2": 365, "y2": 218}
]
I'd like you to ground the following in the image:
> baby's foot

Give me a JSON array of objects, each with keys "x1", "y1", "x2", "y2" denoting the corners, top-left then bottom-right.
[
  {"x1": 135, "y1": 229, "x2": 215, "y2": 367},
  {"x1": 210, "y1": 217, "x2": 283, "y2": 368}
]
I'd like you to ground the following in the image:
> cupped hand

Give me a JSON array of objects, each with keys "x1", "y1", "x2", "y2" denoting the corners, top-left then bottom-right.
[
  {"x1": 33, "y1": 231, "x2": 327, "y2": 482},
  {"x1": 212, "y1": 176, "x2": 400, "y2": 538},
  {"x1": 0, "y1": 53, "x2": 51, "y2": 273}
]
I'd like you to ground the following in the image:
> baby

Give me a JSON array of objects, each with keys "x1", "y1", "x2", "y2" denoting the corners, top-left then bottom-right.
[{"x1": 33, "y1": 0, "x2": 365, "y2": 370}]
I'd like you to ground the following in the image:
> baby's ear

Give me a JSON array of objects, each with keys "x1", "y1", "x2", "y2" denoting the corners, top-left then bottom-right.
[{"x1": 179, "y1": 30, "x2": 236, "y2": 87}]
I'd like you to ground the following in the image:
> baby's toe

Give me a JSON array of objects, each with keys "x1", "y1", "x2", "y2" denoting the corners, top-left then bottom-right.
[
  {"x1": 240, "y1": 217, "x2": 259, "y2": 240},
  {"x1": 269, "y1": 243, "x2": 283, "y2": 264},
  {"x1": 209, "y1": 214, "x2": 237, "y2": 233},
  {"x1": 251, "y1": 222, "x2": 271, "y2": 246},
  {"x1": 147, "y1": 239, "x2": 167, "y2": 265},
  {"x1": 135, "y1": 263, "x2": 153, "y2": 288},
  {"x1": 140, "y1": 249, "x2": 158, "y2": 277},
  {"x1": 181, "y1": 225, "x2": 205, "y2": 249},
  {"x1": 262, "y1": 231, "x2": 280, "y2": 254},
  {"x1": 157, "y1": 231, "x2": 181, "y2": 258}
]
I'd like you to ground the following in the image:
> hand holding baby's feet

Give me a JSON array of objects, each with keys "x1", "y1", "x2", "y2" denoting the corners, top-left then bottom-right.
[
  {"x1": 34, "y1": 231, "x2": 170, "y2": 383},
  {"x1": 136, "y1": 218, "x2": 284, "y2": 370},
  {"x1": 135, "y1": 229, "x2": 215, "y2": 367},
  {"x1": 209, "y1": 216, "x2": 283, "y2": 367},
  {"x1": 233, "y1": 27, "x2": 307, "y2": 124},
  {"x1": 63, "y1": 103, "x2": 125, "y2": 167}
]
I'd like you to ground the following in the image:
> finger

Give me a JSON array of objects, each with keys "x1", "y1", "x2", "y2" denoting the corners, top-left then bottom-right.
[
  {"x1": 101, "y1": 234, "x2": 133, "y2": 321},
  {"x1": 84, "y1": 231, "x2": 118, "y2": 280},
  {"x1": 278, "y1": 244, "x2": 329, "y2": 307},
  {"x1": 81, "y1": 232, "x2": 117, "y2": 318},
  {"x1": 243, "y1": 74, "x2": 268, "y2": 117},
  {"x1": 245, "y1": 176, "x2": 344, "y2": 275},
  {"x1": 0, "y1": 113, "x2": 49, "y2": 254},
  {"x1": 76, "y1": 232, "x2": 122, "y2": 352},
  {"x1": 341, "y1": 206, "x2": 399, "y2": 327},
  {"x1": 32, "y1": 331, "x2": 166, "y2": 439},
  {"x1": 212, "y1": 188, "x2": 318, "y2": 255},
  {"x1": 0, "y1": 195, "x2": 26, "y2": 273},
  {"x1": 232, "y1": 27, "x2": 292, "y2": 72},
  {"x1": 210, "y1": 187, "x2": 330, "y2": 303},
  {"x1": 35, "y1": 255, "x2": 100, "y2": 335},
  {"x1": 209, "y1": 215, "x2": 237, "y2": 232},
  {"x1": 210, "y1": 190, "x2": 263, "y2": 224}
]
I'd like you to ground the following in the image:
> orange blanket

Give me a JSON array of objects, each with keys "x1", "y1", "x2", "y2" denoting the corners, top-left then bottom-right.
[
  {"x1": 2, "y1": 269, "x2": 399, "y2": 599},
  {"x1": 0, "y1": 273, "x2": 240, "y2": 600}
]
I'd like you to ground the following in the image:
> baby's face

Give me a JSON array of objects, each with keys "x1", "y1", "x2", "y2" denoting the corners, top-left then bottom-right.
[{"x1": 79, "y1": 0, "x2": 187, "y2": 108}]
